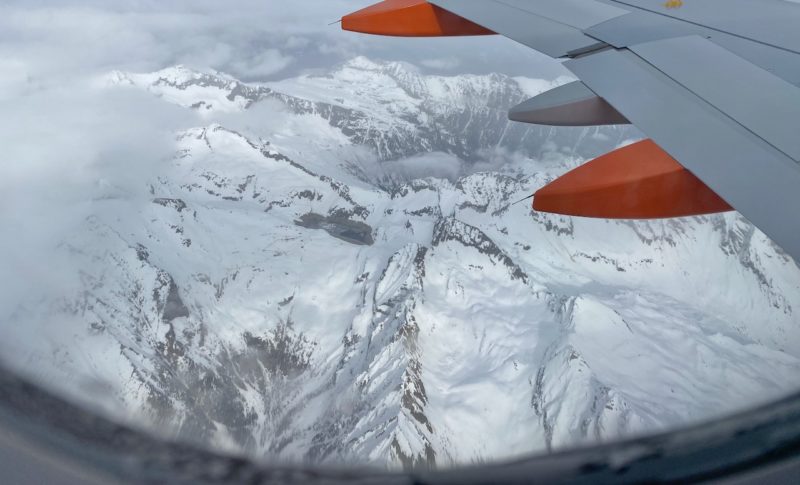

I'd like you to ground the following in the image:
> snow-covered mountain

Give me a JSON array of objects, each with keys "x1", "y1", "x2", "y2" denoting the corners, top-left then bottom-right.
[
  {"x1": 3, "y1": 58, "x2": 800, "y2": 470},
  {"x1": 106, "y1": 58, "x2": 626, "y2": 168}
]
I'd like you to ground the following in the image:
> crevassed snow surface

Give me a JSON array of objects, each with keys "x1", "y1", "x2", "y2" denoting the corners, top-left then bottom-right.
[{"x1": 2, "y1": 58, "x2": 799, "y2": 470}]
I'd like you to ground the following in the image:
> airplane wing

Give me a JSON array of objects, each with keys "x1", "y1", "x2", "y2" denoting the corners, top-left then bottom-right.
[{"x1": 341, "y1": 0, "x2": 800, "y2": 262}]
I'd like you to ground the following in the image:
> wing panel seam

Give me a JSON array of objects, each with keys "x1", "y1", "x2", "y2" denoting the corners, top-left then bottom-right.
[
  {"x1": 605, "y1": 0, "x2": 800, "y2": 55},
  {"x1": 626, "y1": 39, "x2": 800, "y2": 163}
]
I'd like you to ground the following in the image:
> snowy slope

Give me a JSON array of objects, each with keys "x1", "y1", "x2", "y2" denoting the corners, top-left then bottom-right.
[
  {"x1": 2, "y1": 59, "x2": 799, "y2": 470},
  {"x1": 107, "y1": 58, "x2": 629, "y2": 170}
]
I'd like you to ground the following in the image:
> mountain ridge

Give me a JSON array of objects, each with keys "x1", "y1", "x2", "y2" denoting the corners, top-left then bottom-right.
[{"x1": 2, "y1": 58, "x2": 799, "y2": 470}]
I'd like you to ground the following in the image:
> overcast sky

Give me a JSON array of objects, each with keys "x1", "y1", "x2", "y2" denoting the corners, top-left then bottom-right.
[{"x1": 0, "y1": 0, "x2": 568, "y2": 85}]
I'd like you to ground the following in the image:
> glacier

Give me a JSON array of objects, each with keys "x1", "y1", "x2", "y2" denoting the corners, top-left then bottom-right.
[{"x1": 1, "y1": 57, "x2": 799, "y2": 470}]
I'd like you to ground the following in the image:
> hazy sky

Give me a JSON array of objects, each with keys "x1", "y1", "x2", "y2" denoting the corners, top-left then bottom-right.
[{"x1": 0, "y1": 0, "x2": 568, "y2": 84}]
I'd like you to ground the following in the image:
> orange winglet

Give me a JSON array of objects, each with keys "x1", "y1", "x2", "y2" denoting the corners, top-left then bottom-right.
[
  {"x1": 533, "y1": 139, "x2": 734, "y2": 219},
  {"x1": 342, "y1": 0, "x2": 495, "y2": 37}
]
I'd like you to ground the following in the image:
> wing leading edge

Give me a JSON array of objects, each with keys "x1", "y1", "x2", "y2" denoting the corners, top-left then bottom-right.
[{"x1": 341, "y1": 0, "x2": 800, "y2": 262}]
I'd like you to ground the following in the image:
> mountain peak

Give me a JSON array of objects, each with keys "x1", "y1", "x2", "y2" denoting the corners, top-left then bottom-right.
[{"x1": 342, "y1": 55, "x2": 383, "y2": 71}]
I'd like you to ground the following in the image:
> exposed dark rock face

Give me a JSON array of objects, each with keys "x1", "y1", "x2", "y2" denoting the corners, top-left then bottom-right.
[{"x1": 433, "y1": 217, "x2": 528, "y2": 282}]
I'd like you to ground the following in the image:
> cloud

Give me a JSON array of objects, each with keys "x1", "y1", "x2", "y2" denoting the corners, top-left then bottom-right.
[
  {"x1": 382, "y1": 152, "x2": 465, "y2": 182},
  {"x1": 0, "y1": 58, "x2": 34, "y2": 101},
  {"x1": 0, "y1": 1, "x2": 567, "y2": 84},
  {"x1": 0, "y1": 1, "x2": 358, "y2": 80},
  {"x1": 284, "y1": 36, "x2": 311, "y2": 50},
  {"x1": 227, "y1": 48, "x2": 294, "y2": 79},
  {"x1": 0, "y1": 43, "x2": 200, "y2": 320},
  {"x1": 420, "y1": 57, "x2": 461, "y2": 71}
]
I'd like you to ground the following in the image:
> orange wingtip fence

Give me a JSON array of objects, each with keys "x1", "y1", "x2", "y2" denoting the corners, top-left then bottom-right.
[
  {"x1": 341, "y1": 0, "x2": 495, "y2": 37},
  {"x1": 533, "y1": 139, "x2": 733, "y2": 219}
]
